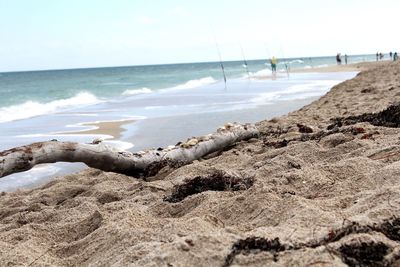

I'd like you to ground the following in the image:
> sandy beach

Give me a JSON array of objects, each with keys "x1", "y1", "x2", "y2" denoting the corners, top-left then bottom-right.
[
  {"x1": 292, "y1": 61, "x2": 370, "y2": 73},
  {"x1": 292, "y1": 61, "x2": 391, "y2": 73},
  {"x1": 58, "y1": 119, "x2": 135, "y2": 140},
  {"x1": 252, "y1": 61, "x2": 376, "y2": 80},
  {"x1": 1, "y1": 61, "x2": 400, "y2": 266}
]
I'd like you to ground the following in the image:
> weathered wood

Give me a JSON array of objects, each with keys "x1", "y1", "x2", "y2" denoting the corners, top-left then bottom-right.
[{"x1": 0, "y1": 123, "x2": 259, "y2": 178}]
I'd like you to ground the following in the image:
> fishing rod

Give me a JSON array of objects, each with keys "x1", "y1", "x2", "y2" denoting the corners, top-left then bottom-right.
[
  {"x1": 264, "y1": 44, "x2": 271, "y2": 67},
  {"x1": 279, "y1": 45, "x2": 290, "y2": 78},
  {"x1": 213, "y1": 37, "x2": 227, "y2": 89},
  {"x1": 240, "y1": 44, "x2": 250, "y2": 79}
]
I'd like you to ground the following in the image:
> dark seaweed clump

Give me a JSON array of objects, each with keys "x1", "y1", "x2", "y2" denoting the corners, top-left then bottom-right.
[
  {"x1": 338, "y1": 241, "x2": 389, "y2": 267},
  {"x1": 223, "y1": 237, "x2": 285, "y2": 267},
  {"x1": 164, "y1": 170, "x2": 254, "y2": 203},
  {"x1": 328, "y1": 103, "x2": 400, "y2": 130}
]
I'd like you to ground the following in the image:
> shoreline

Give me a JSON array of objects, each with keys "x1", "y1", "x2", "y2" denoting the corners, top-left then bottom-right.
[
  {"x1": 57, "y1": 119, "x2": 135, "y2": 140},
  {"x1": 291, "y1": 60, "x2": 389, "y2": 73},
  {"x1": 252, "y1": 61, "x2": 373, "y2": 80}
]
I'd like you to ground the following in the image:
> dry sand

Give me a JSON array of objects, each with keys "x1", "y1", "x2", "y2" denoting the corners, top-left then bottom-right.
[
  {"x1": 292, "y1": 61, "x2": 392, "y2": 73},
  {"x1": 1, "y1": 61, "x2": 400, "y2": 266},
  {"x1": 254, "y1": 61, "x2": 377, "y2": 80}
]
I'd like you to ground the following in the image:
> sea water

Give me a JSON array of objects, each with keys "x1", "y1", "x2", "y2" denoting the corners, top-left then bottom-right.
[
  {"x1": 0, "y1": 54, "x2": 376, "y2": 122},
  {"x1": 0, "y1": 54, "x2": 375, "y2": 191}
]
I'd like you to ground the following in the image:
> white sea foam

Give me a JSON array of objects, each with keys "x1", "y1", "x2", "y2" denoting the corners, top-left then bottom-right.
[
  {"x1": 251, "y1": 80, "x2": 340, "y2": 105},
  {"x1": 171, "y1": 76, "x2": 217, "y2": 90},
  {"x1": 250, "y1": 68, "x2": 290, "y2": 79},
  {"x1": 122, "y1": 87, "x2": 153, "y2": 96},
  {"x1": 289, "y1": 59, "x2": 304, "y2": 64},
  {"x1": 251, "y1": 68, "x2": 271, "y2": 78},
  {"x1": 0, "y1": 92, "x2": 101, "y2": 123}
]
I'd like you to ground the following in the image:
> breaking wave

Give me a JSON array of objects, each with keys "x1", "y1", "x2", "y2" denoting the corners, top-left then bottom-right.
[
  {"x1": 250, "y1": 80, "x2": 341, "y2": 104},
  {"x1": 122, "y1": 87, "x2": 153, "y2": 96},
  {"x1": 0, "y1": 92, "x2": 101, "y2": 123},
  {"x1": 171, "y1": 76, "x2": 217, "y2": 90}
]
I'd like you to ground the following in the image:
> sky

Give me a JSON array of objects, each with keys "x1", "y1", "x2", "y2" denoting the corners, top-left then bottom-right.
[{"x1": 1, "y1": 0, "x2": 399, "y2": 72}]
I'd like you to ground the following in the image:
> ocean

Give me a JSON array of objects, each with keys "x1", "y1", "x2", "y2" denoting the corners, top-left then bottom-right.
[{"x1": 0, "y1": 54, "x2": 376, "y2": 191}]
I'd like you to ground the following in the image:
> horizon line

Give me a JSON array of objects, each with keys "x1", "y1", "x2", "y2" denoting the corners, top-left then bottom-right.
[{"x1": 0, "y1": 53, "x2": 375, "y2": 74}]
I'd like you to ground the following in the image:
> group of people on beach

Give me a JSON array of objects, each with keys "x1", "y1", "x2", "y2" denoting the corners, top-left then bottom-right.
[
  {"x1": 389, "y1": 52, "x2": 398, "y2": 61},
  {"x1": 377, "y1": 52, "x2": 398, "y2": 61},
  {"x1": 336, "y1": 53, "x2": 348, "y2": 65},
  {"x1": 269, "y1": 51, "x2": 398, "y2": 74}
]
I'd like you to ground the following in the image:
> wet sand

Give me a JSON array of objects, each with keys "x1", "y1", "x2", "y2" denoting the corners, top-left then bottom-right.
[
  {"x1": 1, "y1": 61, "x2": 400, "y2": 266},
  {"x1": 59, "y1": 119, "x2": 135, "y2": 140}
]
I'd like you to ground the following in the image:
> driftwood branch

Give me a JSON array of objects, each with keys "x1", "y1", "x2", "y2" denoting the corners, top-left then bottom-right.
[{"x1": 0, "y1": 123, "x2": 259, "y2": 178}]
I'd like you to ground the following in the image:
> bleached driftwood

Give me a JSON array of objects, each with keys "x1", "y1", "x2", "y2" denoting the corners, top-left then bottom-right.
[{"x1": 0, "y1": 123, "x2": 258, "y2": 178}]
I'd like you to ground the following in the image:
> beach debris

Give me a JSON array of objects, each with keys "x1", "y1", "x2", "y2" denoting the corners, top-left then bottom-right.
[
  {"x1": 224, "y1": 122, "x2": 235, "y2": 129},
  {"x1": 287, "y1": 161, "x2": 301, "y2": 169},
  {"x1": 263, "y1": 138, "x2": 289, "y2": 148},
  {"x1": 296, "y1": 123, "x2": 313, "y2": 133},
  {"x1": 360, "y1": 86, "x2": 377, "y2": 94},
  {"x1": 91, "y1": 138, "x2": 104, "y2": 144},
  {"x1": 223, "y1": 217, "x2": 400, "y2": 266},
  {"x1": 328, "y1": 103, "x2": 400, "y2": 129},
  {"x1": 338, "y1": 241, "x2": 389, "y2": 267},
  {"x1": 163, "y1": 170, "x2": 254, "y2": 203},
  {"x1": 223, "y1": 237, "x2": 286, "y2": 267},
  {"x1": 262, "y1": 124, "x2": 376, "y2": 149},
  {"x1": 0, "y1": 123, "x2": 259, "y2": 179}
]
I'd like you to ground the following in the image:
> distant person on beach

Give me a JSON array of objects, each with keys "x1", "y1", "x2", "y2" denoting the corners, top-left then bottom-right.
[
  {"x1": 380, "y1": 53, "x2": 384, "y2": 60},
  {"x1": 376, "y1": 52, "x2": 379, "y2": 61},
  {"x1": 394, "y1": 52, "x2": 398, "y2": 61},
  {"x1": 344, "y1": 54, "x2": 348, "y2": 64},
  {"x1": 336, "y1": 53, "x2": 342, "y2": 65},
  {"x1": 270, "y1": 56, "x2": 277, "y2": 73},
  {"x1": 390, "y1": 52, "x2": 393, "y2": 60}
]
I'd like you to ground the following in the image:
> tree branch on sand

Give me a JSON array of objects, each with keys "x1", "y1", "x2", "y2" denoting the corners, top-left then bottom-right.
[{"x1": 0, "y1": 123, "x2": 259, "y2": 179}]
